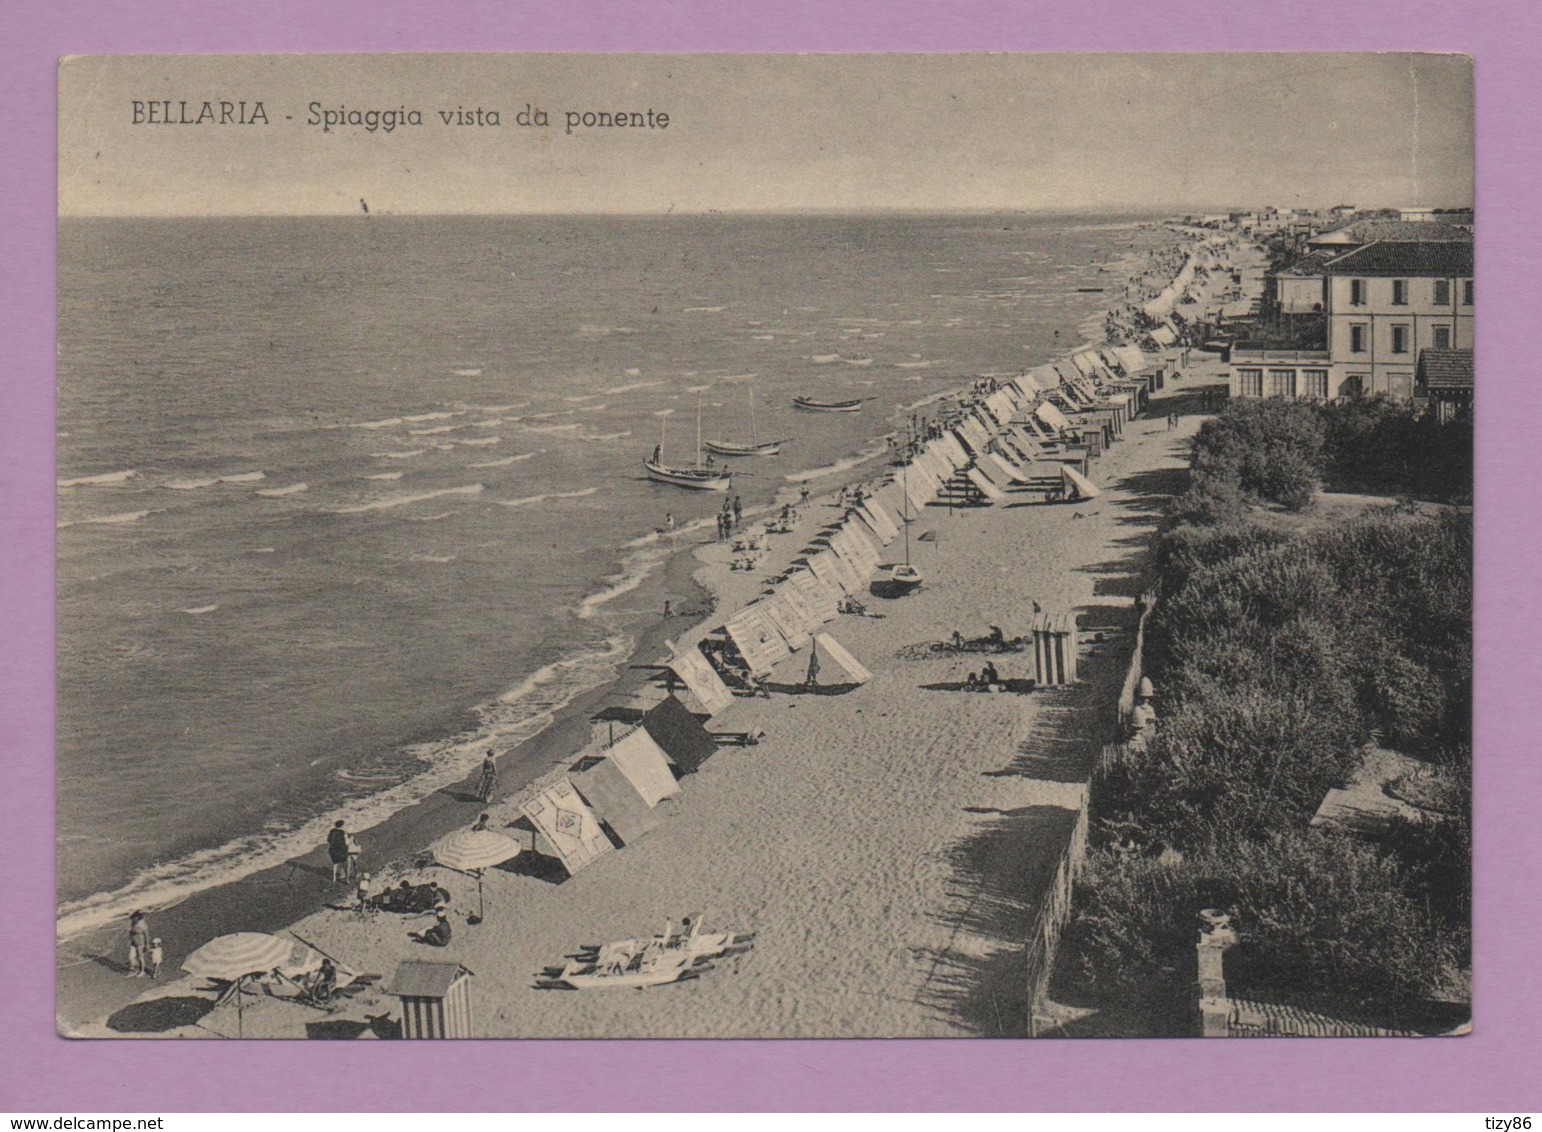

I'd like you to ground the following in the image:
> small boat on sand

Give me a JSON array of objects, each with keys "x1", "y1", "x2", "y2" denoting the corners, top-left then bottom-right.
[{"x1": 794, "y1": 396, "x2": 864, "y2": 413}]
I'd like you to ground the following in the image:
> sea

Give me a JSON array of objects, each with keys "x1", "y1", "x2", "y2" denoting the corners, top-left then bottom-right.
[{"x1": 55, "y1": 211, "x2": 1175, "y2": 937}]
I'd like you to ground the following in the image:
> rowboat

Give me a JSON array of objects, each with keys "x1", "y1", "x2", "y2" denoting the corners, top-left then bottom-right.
[
  {"x1": 705, "y1": 388, "x2": 781, "y2": 457},
  {"x1": 794, "y1": 396, "x2": 864, "y2": 413},
  {"x1": 646, "y1": 395, "x2": 733, "y2": 491}
]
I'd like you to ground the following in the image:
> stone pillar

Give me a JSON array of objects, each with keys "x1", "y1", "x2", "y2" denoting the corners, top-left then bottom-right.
[{"x1": 1195, "y1": 908, "x2": 1238, "y2": 1038}]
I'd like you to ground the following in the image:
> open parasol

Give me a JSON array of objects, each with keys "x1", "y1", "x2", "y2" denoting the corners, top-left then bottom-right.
[
  {"x1": 182, "y1": 931, "x2": 298, "y2": 1037},
  {"x1": 433, "y1": 829, "x2": 523, "y2": 922}
]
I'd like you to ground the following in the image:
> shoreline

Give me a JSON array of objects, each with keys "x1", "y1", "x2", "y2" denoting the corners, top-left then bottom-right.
[{"x1": 58, "y1": 221, "x2": 1222, "y2": 1034}]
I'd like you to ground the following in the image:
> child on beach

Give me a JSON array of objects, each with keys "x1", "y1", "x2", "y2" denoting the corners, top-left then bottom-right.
[
  {"x1": 147, "y1": 938, "x2": 164, "y2": 979},
  {"x1": 357, "y1": 873, "x2": 374, "y2": 919}
]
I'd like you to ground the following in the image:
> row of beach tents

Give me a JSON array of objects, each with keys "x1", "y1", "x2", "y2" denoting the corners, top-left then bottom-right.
[{"x1": 511, "y1": 340, "x2": 1155, "y2": 878}]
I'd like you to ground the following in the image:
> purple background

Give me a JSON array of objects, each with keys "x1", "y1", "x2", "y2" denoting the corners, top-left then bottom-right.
[{"x1": 4, "y1": 1, "x2": 1539, "y2": 1113}]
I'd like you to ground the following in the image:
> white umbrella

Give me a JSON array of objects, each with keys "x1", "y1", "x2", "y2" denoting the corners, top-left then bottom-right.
[
  {"x1": 182, "y1": 932, "x2": 297, "y2": 1037},
  {"x1": 433, "y1": 829, "x2": 523, "y2": 921}
]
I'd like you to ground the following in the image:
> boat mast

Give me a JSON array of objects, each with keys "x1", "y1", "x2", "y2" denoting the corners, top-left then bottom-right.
[
  {"x1": 695, "y1": 393, "x2": 704, "y2": 468},
  {"x1": 749, "y1": 389, "x2": 757, "y2": 445}
]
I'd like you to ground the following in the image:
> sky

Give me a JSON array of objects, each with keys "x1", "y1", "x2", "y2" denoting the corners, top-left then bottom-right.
[{"x1": 58, "y1": 53, "x2": 1475, "y2": 216}]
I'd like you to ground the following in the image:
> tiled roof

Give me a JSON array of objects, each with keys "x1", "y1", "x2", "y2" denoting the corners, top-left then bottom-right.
[
  {"x1": 1310, "y1": 218, "x2": 1473, "y2": 246},
  {"x1": 1322, "y1": 240, "x2": 1474, "y2": 277},
  {"x1": 1418, "y1": 348, "x2": 1475, "y2": 390},
  {"x1": 1276, "y1": 250, "x2": 1341, "y2": 277}
]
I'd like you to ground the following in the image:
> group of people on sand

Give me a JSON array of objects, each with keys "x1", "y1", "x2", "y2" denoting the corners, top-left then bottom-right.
[{"x1": 123, "y1": 910, "x2": 162, "y2": 979}]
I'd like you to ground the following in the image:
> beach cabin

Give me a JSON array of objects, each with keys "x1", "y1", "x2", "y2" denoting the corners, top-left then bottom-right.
[
  {"x1": 386, "y1": 961, "x2": 475, "y2": 1039},
  {"x1": 1032, "y1": 612, "x2": 1079, "y2": 687}
]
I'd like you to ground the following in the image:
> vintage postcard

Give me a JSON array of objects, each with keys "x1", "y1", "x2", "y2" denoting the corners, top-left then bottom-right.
[{"x1": 56, "y1": 52, "x2": 1472, "y2": 1039}]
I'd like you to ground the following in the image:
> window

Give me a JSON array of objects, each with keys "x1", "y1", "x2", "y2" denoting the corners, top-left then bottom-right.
[
  {"x1": 1434, "y1": 279, "x2": 1451, "y2": 305},
  {"x1": 1434, "y1": 325, "x2": 1452, "y2": 350},
  {"x1": 1349, "y1": 278, "x2": 1366, "y2": 306},
  {"x1": 1341, "y1": 374, "x2": 1366, "y2": 398},
  {"x1": 1302, "y1": 370, "x2": 1329, "y2": 399},
  {"x1": 1269, "y1": 369, "x2": 1297, "y2": 398},
  {"x1": 1388, "y1": 372, "x2": 1414, "y2": 401},
  {"x1": 1463, "y1": 279, "x2": 1474, "y2": 305},
  {"x1": 1237, "y1": 368, "x2": 1263, "y2": 397},
  {"x1": 1350, "y1": 324, "x2": 1367, "y2": 353},
  {"x1": 1391, "y1": 279, "x2": 1408, "y2": 305},
  {"x1": 1391, "y1": 325, "x2": 1410, "y2": 354}
]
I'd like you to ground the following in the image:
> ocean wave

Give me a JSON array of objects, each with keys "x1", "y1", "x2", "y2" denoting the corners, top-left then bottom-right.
[
  {"x1": 165, "y1": 478, "x2": 220, "y2": 491},
  {"x1": 409, "y1": 425, "x2": 457, "y2": 436},
  {"x1": 784, "y1": 442, "x2": 891, "y2": 483},
  {"x1": 335, "y1": 483, "x2": 484, "y2": 514},
  {"x1": 582, "y1": 430, "x2": 632, "y2": 442},
  {"x1": 407, "y1": 511, "x2": 457, "y2": 523},
  {"x1": 604, "y1": 380, "x2": 661, "y2": 396},
  {"x1": 465, "y1": 402, "x2": 526, "y2": 414},
  {"x1": 56, "y1": 631, "x2": 635, "y2": 943},
  {"x1": 450, "y1": 368, "x2": 483, "y2": 377},
  {"x1": 810, "y1": 354, "x2": 840, "y2": 364},
  {"x1": 577, "y1": 404, "x2": 608, "y2": 413},
  {"x1": 456, "y1": 437, "x2": 501, "y2": 447},
  {"x1": 402, "y1": 411, "x2": 460, "y2": 423},
  {"x1": 181, "y1": 604, "x2": 219, "y2": 615},
  {"x1": 577, "y1": 324, "x2": 637, "y2": 337},
  {"x1": 221, "y1": 471, "x2": 266, "y2": 484},
  {"x1": 493, "y1": 486, "x2": 600, "y2": 508},
  {"x1": 256, "y1": 483, "x2": 308, "y2": 497},
  {"x1": 563, "y1": 394, "x2": 602, "y2": 403},
  {"x1": 471, "y1": 418, "x2": 504, "y2": 429},
  {"x1": 374, "y1": 450, "x2": 426, "y2": 459},
  {"x1": 363, "y1": 472, "x2": 404, "y2": 481},
  {"x1": 468, "y1": 453, "x2": 533, "y2": 469},
  {"x1": 58, "y1": 470, "x2": 137, "y2": 488},
  {"x1": 523, "y1": 422, "x2": 581, "y2": 435},
  {"x1": 57, "y1": 509, "x2": 154, "y2": 529},
  {"x1": 352, "y1": 417, "x2": 405, "y2": 430}
]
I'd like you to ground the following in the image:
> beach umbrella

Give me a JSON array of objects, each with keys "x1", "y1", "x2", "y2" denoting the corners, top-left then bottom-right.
[
  {"x1": 433, "y1": 829, "x2": 523, "y2": 921},
  {"x1": 183, "y1": 931, "x2": 296, "y2": 1038}
]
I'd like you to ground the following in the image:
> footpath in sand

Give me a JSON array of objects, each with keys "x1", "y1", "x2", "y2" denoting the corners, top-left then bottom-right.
[{"x1": 77, "y1": 356, "x2": 1232, "y2": 1040}]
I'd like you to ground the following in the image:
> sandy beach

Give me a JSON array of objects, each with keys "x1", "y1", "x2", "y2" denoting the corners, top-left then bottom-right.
[{"x1": 61, "y1": 229, "x2": 1260, "y2": 1039}]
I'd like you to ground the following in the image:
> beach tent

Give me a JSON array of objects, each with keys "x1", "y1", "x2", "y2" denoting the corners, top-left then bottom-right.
[
  {"x1": 1149, "y1": 325, "x2": 1179, "y2": 347},
  {"x1": 573, "y1": 757, "x2": 663, "y2": 844},
  {"x1": 775, "y1": 577, "x2": 826, "y2": 631},
  {"x1": 605, "y1": 725, "x2": 680, "y2": 807},
  {"x1": 903, "y1": 468, "x2": 935, "y2": 516},
  {"x1": 386, "y1": 962, "x2": 475, "y2": 1040},
  {"x1": 759, "y1": 593, "x2": 811, "y2": 651},
  {"x1": 806, "y1": 550, "x2": 848, "y2": 597},
  {"x1": 666, "y1": 645, "x2": 735, "y2": 717},
  {"x1": 521, "y1": 777, "x2": 616, "y2": 875},
  {"x1": 1112, "y1": 344, "x2": 1148, "y2": 374},
  {"x1": 972, "y1": 458, "x2": 1017, "y2": 492},
  {"x1": 984, "y1": 390, "x2": 1017, "y2": 427},
  {"x1": 1070, "y1": 350, "x2": 1102, "y2": 377},
  {"x1": 1034, "y1": 402, "x2": 1073, "y2": 432},
  {"x1": 789, "y1": 568, "x2": 840, "y2": 623},
  {"x1": 640, "y1": 694, "x2": 719, "y2": 774},
  {"x1": 986, "y1": 452, "x2": 1033, "y2": 485},
  {"x1": 860, "y1": 500, "x2": 899, "y2": 544},
  {"x1": 809, "y1": 633, "x2": 873, "y2": 686},
  {"x1": 872, "y1": 482, "x2": 909, "y2": 525},
  {"x1": 965, "y1": 467, "x2": 1007, "y2": 503},
  {"x1": 725, "y1": 604, "x2": 793, "y2": 676},
  {"x1": 938, "y1": 433, "x2": 972, "y2": 468},
  {"x1": 1061, "y1": 464, "x2": 1102, "y2": 500}
]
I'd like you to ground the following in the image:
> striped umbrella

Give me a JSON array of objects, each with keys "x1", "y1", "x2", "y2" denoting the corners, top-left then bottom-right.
[
  {"x1": 183, "y1": 932, "x2": 296, "y2": 980},
  {"x1": 182, "y1": 932, "x2": 297, "y2": 1038},
  {"x1": 433, "y1": 829, "x2": 523, "y2": 921}
]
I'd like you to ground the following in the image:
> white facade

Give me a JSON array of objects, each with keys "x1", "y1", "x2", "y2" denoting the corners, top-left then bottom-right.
[{"x1": 1326, "y1": 272, "x2": 1473, "y2": 400}]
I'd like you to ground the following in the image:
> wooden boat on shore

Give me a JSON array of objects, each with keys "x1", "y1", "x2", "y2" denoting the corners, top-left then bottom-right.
[
  {"x1": 645, "y1": 396, "x2": 732, "y2": 491},
  {"x1": 794, "y1": 396, "x2": 864, "y2": 413},
  {"x1": 705, "y1": 388, "x2": 781, "y2": 457}
]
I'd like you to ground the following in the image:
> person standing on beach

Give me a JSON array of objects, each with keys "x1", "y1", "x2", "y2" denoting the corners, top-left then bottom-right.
[
  {"x1": 732, "y1": 495, "x2": 742, "y2": 527},
  {"x1": 477, "y1": 751, "x2": 499, "y2": 804},
  {"x1": 800, "y1": 485, "x2": 810, "y2": 508},
  {"x1": 327, "y1": 821, "x2": 350, "y2": 884},
  {"x1": 665, "y1": 511, "x2": 675, "y2": 535},
  {"x1": 125, "y1": 911, "x2": 149, "y2": 977}
]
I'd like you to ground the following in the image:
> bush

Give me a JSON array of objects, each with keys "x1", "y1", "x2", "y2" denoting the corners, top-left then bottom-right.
[
  {"x1": 1068, "y1": 830, "x2": 1457, "y2": 1018},
  {"x1": 1191, "y1": 399, "x2": 1325, "y2": 510}
]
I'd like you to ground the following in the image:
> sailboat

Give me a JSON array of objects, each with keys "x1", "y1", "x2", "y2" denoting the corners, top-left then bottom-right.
[
  {"x1": 874, "y1": 461, "x2": 923, "y2": 597},
  {"x1": 705, "y1": 388, "x2": 781, "y2": 457},
  {"x1": 644, "y1": 395, "x2": 732, "y2": 492}
]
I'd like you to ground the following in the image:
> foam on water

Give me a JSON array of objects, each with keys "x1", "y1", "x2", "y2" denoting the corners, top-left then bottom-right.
[
  {"x1": 335, "y1": 483, "x2": 484, "y2": 514},
  {"x1": 784, "y1": 443, "x2": 891, "y2": 483},
  {"x1": 57, "y1": 509, "x2": 154, "y2": 529},
  {"x1": 493, "y1": 486, "x2": 600, "y2": 508},
  {"x1": 58, "y1": 469, "x2": 137, "y2": 488},
  {"x1": 468, "y1": 453, "x2": 533, "y2": 468},
  {"x1": 256, "y1": 483, "x2": 308, "y2": 497},
  {"x1": 364, "y1": 472, "x2": 404, "y2": 481}
]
